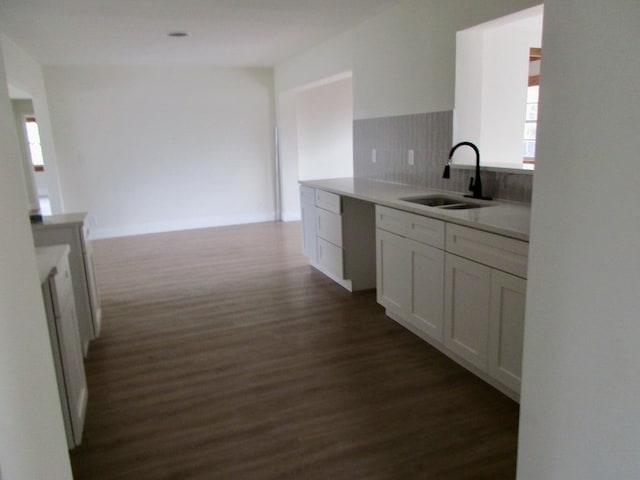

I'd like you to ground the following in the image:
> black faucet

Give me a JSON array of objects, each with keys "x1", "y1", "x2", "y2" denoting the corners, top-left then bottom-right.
[{"x1": 442, "y1": 141, "x2": 492, "y2": 200}]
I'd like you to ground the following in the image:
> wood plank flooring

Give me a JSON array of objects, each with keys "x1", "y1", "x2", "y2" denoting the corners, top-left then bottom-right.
[{"x1": 70, "y1": 221, "x2": 519, "y2": 480}]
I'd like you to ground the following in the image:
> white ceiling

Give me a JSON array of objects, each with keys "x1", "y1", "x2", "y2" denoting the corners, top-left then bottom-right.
[{"x1": 0, "y1": 0, "x2": 401, "y2": 67}]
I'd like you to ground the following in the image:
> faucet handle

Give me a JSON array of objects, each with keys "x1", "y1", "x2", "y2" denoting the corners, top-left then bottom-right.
[{"x1": 468, "y1": 177, "x2": 475, "y2": 192}]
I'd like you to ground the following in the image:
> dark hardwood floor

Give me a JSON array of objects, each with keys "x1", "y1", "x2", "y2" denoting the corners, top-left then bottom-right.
[{"x1": 70, "y1": 221, "x2": 519, "y2": 479}]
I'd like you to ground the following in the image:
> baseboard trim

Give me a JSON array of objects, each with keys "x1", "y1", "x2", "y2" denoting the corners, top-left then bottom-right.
[{"x1": 91, "y1": 213, "x2": 277, "y2": 239}]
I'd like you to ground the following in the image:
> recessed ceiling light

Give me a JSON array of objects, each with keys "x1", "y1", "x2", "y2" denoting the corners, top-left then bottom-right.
[{"x1": 167, "y1": 32, "x2": 189, "y2": 38}]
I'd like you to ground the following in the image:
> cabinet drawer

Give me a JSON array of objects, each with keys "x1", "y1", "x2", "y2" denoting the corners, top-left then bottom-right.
[
  {"x1": 300, "y1": 185, "x2": 315, "y2": 204},
  {"x1": 376, "y1": 205, "x2": 444, "y2": 249},
  {"x1": 315, "y1": 189, "x2": 341, "y2": 214},
  {"x1": 446, "y1": 224, "x2": 528, "y2": 278},
  {"x1": 406, "y1": 214, "x2": 445, "y2": 249},
  {"x1": 376, "y1": 206, "x2": 407, "y2": 236},
  {"x1": 317, "y1": 238, "x2": 344, "y2": 278},
  {"x1": 317, "y1": 208, "x2": 342, "y2": 246}
]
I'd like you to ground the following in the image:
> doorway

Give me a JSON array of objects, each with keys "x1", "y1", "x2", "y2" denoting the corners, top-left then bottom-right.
[{"x1": 277, "y1": 73, "x2": 353, "y2": 221}]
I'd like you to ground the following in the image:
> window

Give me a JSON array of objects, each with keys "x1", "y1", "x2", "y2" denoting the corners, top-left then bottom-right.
[
  {"x1": 523, "y1": 85, "x2": 539, "y2": 163},
  {"x1": 25, "y1": 116, "x2": 45, "y2": 172},
  {"x1": 523, "y1": 47, "x2": 541, "y2": 165}
]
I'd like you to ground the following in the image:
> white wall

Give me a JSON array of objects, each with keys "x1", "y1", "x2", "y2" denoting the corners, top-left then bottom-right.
[
  {"x1": 296, "y1": 76, "x2": 353, "y2": 181},
  {"x1": 277, "y1": 74, "x2": 353, "y2": 222},
  {"x1": 277, "y1": 90, "x2": 300, "y2": 222},
  {"x1": 275, "y1": 30, "x2": 354, "y2": 95},
  {"x1": 44, "y1": 66, "x2": 276, "y2": 239},
  {"x1": 0, "y1": 36, "x2": 73, "y2": 480},
  {"x1": 275, "y1": 30, "x2": 355, "y2": 223},
  {"x1": 454, "y1": 9, "x2": 542, "y2": 166},
  {"x1": 350, "y1": 0, "x2": 541, "y2": 120},
  {"x1": 480, "y1": 24, "x2": 538, "y2": 166},
  {"x1": 517, "y1": 1, "x2": 640, "y2": 478},
  {"x1": 275, "y1": 0, "x2": 540, "y2": 119},
  {"x1": 2, "y1": 34, "x2": 64, "y2": 214}
]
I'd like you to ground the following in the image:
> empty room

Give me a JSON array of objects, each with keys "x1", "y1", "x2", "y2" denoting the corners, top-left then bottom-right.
[{"x1": 0, "y1": 1, "x2": 638, "y2": 479}]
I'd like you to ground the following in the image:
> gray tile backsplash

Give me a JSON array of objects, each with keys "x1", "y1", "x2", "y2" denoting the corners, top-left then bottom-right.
[{"x1": 353, "y1": 111, "x2": 533, "y2": 203}]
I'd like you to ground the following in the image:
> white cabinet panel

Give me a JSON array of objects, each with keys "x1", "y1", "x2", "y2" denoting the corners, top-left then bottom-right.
[
  {"x1": 82, "y1": 227, "x2": 102, "y2": 338},
  {"x1": 444, "y1": 253, "x2": 491, "y2": 371},
  {"x1": 300, "y1": 185, "x2": 316, "y2": 203},
  {"x1": 376, "y1": 205, "x2": 408, "y2": 236},
  {"x1": 446, "y1": 223, "x2": 528, "y2": 278},
  {"x1": 406, "y1": 214, "x2": 445, "y2": 249},
  {"x1": 39, "y1": 246, "x2": 87, "y2": 449},
  {"x1": 301, "y1": 202, "x2": 318, "y2": 262},
  {"x1": 316, "y1": 208, "x2": 343, "y2": 247},
  {"x1": 408, "y1": 239, "x2": 444, "y2": 342},
  {"x1": 489, "y1": 271, "x2": 527, "y2": 392},
  {"x1": 315, "y1": 189, "x2": 341, "y2": 213},
  {"x1": 300, "y1": 195, "x2": 318, "y2": 262},
  {"x1": 317, "y1": 237, "x2": 344, "y2": 279},
  {"x1": 376, "y1": 206, "x2": 445, "y2": 249},
  {"x1": 376, "y1": 229, "x2": 410, "y2": 317},
  {"x1": 57, "y1": 296, "x2": 88, "y2": 446}
]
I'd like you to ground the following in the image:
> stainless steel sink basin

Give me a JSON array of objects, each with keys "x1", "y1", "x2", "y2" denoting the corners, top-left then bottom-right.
[{"x1": 399, "y1": 195, "x2": 488, "y2": 210}]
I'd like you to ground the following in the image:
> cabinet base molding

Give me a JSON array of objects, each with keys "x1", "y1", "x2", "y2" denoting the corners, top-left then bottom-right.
[
  {"x1": 385, "y1": 309, "x2": 520, "y2": 403},
  {"x1": 310, "y1": 262, "x2": 353, "y2": 292}
]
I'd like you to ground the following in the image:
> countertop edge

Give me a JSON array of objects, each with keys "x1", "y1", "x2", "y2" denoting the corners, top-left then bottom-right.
[
  {"x1": 300, "y1": 178, "x2": 530, "y2": 242},
  {"x1": 31, "y1": 212, "x2": 88, "y2": 229}
]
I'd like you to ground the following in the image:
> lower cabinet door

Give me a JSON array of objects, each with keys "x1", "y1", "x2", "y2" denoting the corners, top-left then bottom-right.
[
  {"x1": 58, "y1": 296, "x2": 88, "y2": 446},
  {"x1": 408, "y1": 239, "x2": 445, "y2": 342},
  {"x1": 488, "y1": 270, "x2": 527, "y2": 392},
  {"x1": 376, "y1": 229, "x2": 410, "y2": 317},
  {"x1": 444, "y1": 253, "x2": 491, "y2": 371},
  {"x1": 317, "y1": 237, "x2": 344, "y2": 279}
]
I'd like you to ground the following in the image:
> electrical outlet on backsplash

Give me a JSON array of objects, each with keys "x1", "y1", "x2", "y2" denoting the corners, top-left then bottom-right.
[{"x1": 353, "y1": 111, "x2": 533, "y2": 203}]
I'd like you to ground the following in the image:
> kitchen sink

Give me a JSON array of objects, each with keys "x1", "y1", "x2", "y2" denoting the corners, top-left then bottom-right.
[{"x1": 399, "y1": 195, "x2": 488, "y2": 210}]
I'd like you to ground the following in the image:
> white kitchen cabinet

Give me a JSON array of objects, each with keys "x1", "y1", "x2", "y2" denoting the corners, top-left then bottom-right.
[
  {"x1": 375, "y1": 207, "x2": 528, "y2": 399},
  {"x1": 300, "y1": 186, "x2": 376, "y2": 292},
  {"x1": 488, "y1": 270, "x2": 527, "y2": 392},
  {"x1": 444, "y1": 253, "x2": 491, "y2": 370},
  {"x1": 408, "y1": 239, "x2": 445, "y2": 342},
  {"x1": 376, "y1": 228, "x2": 410, "y2": 317},
  {"x1": 37, "y1": 245, "x2": 88, "y2": 449},
  {"x1": 443, "y1": 224, "x2": 528, "y2": 396},
  {"x1": 376, "y1": 206, "x2": 445, "y2": 343},
  {"x1": 300, "y1": 186, "x2": 317, "y2": 262},
  {"x1": 444, "y1": 256, "x2": 527, "y2": 391},
  {"x1": 32, "y1": 213, "x2": 102, "y2": 356}
]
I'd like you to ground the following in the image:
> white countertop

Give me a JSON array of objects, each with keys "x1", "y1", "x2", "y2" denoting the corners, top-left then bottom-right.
[
  {"x1": 300, "y1": 178, "x2": 531, "y2": 241},
  {"x1": 35, "y1": 245, "x2": 70, "y2": 284}
]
